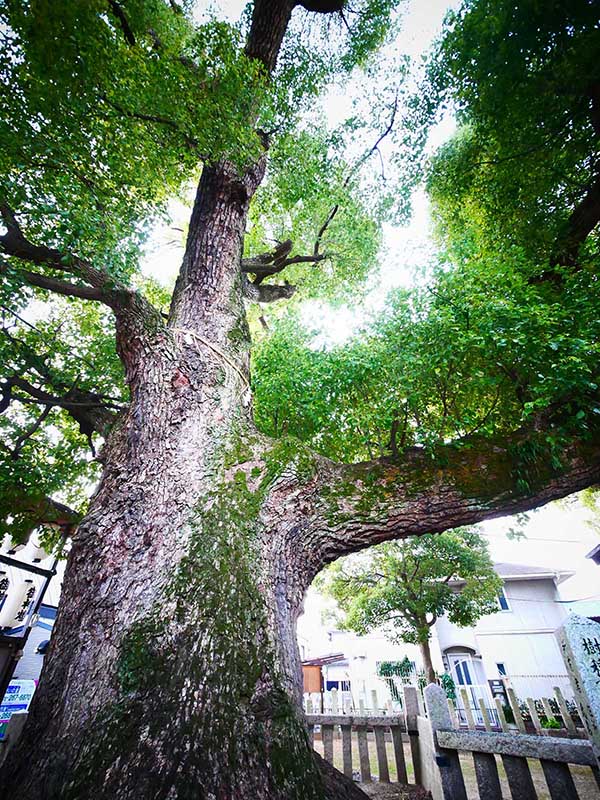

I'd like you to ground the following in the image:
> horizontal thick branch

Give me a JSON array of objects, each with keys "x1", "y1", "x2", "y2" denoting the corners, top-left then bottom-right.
[
  {"x1": 1, "y1": 262, "x2": 105, "y2": 302},
  {"x1": 0, "y1": 206, "x2": 167, "y2": 377},
  {"x1": 0, "y1": 204, "x2": 108, "y2": 290},
  {"x1": 306, "y1": 418, "x2": 600, "y2": 573}
]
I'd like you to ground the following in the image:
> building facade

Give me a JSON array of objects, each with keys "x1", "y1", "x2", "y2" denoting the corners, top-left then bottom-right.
[{"x1": 298, "y1": 562, "x2": 582, "y2": 712}]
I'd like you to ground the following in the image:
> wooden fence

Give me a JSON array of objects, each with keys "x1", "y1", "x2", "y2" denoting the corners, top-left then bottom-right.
[
  {"x1": 450, "y1": 683, "x2": 583, "y2": 734},
  {"x1": 421, "y1": 684, "x2": 600, "y2": 800},
  {"x1": 306, "y1": 713, "x2": 409, "y2": 784},
  {"x1": 305, "y1": 685, "x2": 422, "y2": 786}
]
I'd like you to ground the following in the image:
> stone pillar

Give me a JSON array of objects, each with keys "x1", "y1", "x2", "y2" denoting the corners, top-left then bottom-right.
[
  {"x1": 403, "y1": 686, "x2": 422, "y2": 785},
  {"x1": 557, "y1": 613, "x2": 600, "y2": 768},
  {"x1": 423, "y1": 683, "x2": 468, "y2": 800}
]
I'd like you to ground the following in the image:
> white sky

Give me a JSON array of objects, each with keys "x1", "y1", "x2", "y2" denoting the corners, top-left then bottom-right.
[{"x1": 142, "y1": 1, "x2": 600, "y2": 609}]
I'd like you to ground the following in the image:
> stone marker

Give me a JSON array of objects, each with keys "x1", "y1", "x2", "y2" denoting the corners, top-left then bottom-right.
[
  {"x1": 423, "y1": 683, "x2": 468, "y2": 800},
  {"x1": 557, "y1": 613, "x2": 600, "y2": 768}
]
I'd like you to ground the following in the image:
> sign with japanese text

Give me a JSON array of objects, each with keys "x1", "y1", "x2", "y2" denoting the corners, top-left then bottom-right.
[
  {"x1": 0, "y1": 679, "x2": 36, "y2": 740},
  {"x1": 557, "y1": 614, "x2": 600, "y2": 768}
]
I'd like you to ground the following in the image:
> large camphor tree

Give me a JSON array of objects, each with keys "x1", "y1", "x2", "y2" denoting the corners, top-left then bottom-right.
[{"x1": 1, "y1": 0, "x2": 600, "y2": 797}]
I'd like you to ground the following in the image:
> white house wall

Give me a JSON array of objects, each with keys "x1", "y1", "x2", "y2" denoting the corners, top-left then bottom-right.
[
  {"x1": 435, "y1": 577, "x2": 572, "y2": 700},
  {"x1": 477, "y1": 631, "x2": 573, "y2": 700},
  {"x1": 314, "y1": 628, "x2": 444, "y2": 709}
]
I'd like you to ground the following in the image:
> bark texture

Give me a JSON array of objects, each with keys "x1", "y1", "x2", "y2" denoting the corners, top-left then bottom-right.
[
  {"x1": 0, "y1": 161, "x2": 339, "y2": 799},
  {"x1": 3, "y1": 1, "x2": 600, "y2": 798}
]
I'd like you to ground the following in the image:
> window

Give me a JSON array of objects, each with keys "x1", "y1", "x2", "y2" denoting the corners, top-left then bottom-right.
[
  {"x1": 496, "y1": 662, "x2": 507, "y2": 677},
  {"x1": 497, "y1": 586, "x2": 510, "y2": 611}
]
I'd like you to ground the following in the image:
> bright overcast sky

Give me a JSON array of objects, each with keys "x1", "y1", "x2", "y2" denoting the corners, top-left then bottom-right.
[{"x1": 142, "y1": 0, "x2": 600, "y2": 608}]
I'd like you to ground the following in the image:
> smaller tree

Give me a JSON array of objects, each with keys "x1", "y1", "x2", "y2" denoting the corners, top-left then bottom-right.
[{"x1": 319, "y1": 527, "x2": 502, "y2": 684}]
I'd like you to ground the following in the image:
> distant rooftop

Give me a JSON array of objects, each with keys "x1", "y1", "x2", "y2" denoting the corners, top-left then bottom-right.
[
  {"x1": 494, "y1": 562, "x2": 574, "y2": 583},
  {"x1": 450, "y1": 561, "x2": 575, "y2": 586},
  {"x1": 302, "y1": 653, "x2": 347, "y2": 667},
  {"x1": 586, "y1": 542, "x2": 600, "y2": 566}
]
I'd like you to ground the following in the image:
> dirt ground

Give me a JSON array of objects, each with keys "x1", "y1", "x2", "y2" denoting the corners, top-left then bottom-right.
[
  {"x1": 360, "y1": 784, "x2": 430, "y2": 800},
  {"x1": 313, "y1": 737, "x2": 600, "y2": 800}
]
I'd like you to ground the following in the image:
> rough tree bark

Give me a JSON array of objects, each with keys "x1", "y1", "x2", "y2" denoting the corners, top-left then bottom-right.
[{"x1": 2, "y1": 2, "x2": 600, "y2": 799}]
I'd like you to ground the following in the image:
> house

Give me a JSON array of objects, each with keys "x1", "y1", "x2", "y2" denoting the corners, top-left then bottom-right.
[
  {"x1": 298, "y1": 561, "x2": 578, "y2": 710},
  {"x1": 438, "y1": 562, "x2": 575, "y2": 711}
]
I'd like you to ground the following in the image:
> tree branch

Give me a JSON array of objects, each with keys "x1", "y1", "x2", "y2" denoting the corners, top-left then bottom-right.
[
  {"x1": 9, "y1": 489, "x2": 80, "y2": 537},
  {"x1": 297, "y1": 0, "x2": 345, "y2": 11},
  {"x1": 3, "y1": 375, "x2": 119, "y2": 446},
  {"x1": 10, "y1": 405, "x2": 51, "y2": 460},
  {"x1": 1, "y1": 262, "x2": 105, "y2": 302},
  {"x1": 313, "y1": 90, "x2": 399, "y2": 256},
  {"x1": 0, "y1": 204, "x2": 112, "y2": 291},
  {"x1": 245, "y1": 0, "x2": 295, "y2": 73},
  {"x1": 241, "y1": 239, "x2": 326, "y2": 284},
  {"x1": 303, "y1": 410, "x2": 600, "y2": 576},
  {"x1": 553, "y1": 170, "x2": 600, "y2": 267},
  {"x1": 100, "y1": 95, "x2": 202, "y2": 153},
  {"x1": 107, "y1": 0, "x2": 136, "y2": 47},
  {"x1": 0, "y1": 205, "x2": 168, "y2": 376}
]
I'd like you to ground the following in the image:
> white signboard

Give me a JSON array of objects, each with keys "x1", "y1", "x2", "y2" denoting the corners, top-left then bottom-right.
[{"x1": 0, "y1": 679, "x2": 36, "y2": 740}]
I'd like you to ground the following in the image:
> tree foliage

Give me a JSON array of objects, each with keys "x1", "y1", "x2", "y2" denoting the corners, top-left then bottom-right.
[
  {"x1": 1, "y1": 0, "x2": 600, "y2": 543},
  {"x1": 318, "y1": 527, "x2": 501, "y2": 646},
  {"x1": 0, "y1": 0, "x2": 411, "y2": 538},
  {"x1": 252, "y1": 0, "x2": 600, "y2": 472},
  {"x1": 426, "y1": 0, "x2": 600, "y2": 267}
]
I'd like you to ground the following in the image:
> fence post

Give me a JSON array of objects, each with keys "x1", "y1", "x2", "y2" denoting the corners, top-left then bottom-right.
[
  {"x1": 527, "y1": 697, "x2": 545, "y2": 735},
  {"x1": 341, "y1": 724, "x2": 353, "y2": 778},
  {"x1": 423, "y1": 684, "x2": 468, "y2": 800},
  {"x1": 541, "y1": 697, "x2": 556, "y2": 727},
  {"x1": 506, "y1": 687, "x2": 526, "y2": 733},
  {"x1": 322, "y1": 724, "x2": 334, "y2": 765},
  {"x1": 460, "y1": 688, "x2": 475, "y2": 729},
  {"x1": 557, "y1": 613, "x2": 600, "y2": 769},
  {"x1": 462, "y1": 696, "x2": 502, "y2": 800},
  {"x1": 447, "y1": 697, "x2": 459, "y2": 729},
  {"x1": 370, "y1": 688, "x2": 378, "y2": 713},
  {"x1": 330, "y1": 687, "x2": 338, "y2": 715},
  {"x1": 553, "y1": 686, "x2": 577, "y2": 735},
  {"x1": 404, "y1": 686, "x2": 422, "y2": 785}
]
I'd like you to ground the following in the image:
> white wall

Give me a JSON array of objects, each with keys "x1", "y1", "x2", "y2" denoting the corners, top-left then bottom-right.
[{"x1": 435, "y1": 577, "x2": 572, "y2": 700}]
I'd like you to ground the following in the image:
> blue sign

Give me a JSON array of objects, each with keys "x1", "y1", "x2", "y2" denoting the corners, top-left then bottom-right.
[{"x1": 0, "y1": 679, "x2": 36, "y2": 740}]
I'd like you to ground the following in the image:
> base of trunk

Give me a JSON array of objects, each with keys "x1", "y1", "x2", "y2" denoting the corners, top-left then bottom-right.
[{"x1": 316, "y1": 754, "x2": 369, "y2": 799}]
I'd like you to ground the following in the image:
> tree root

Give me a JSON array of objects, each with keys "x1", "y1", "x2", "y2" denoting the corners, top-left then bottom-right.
[{"x1": 314, "y1": 752, "x2": 370, "y2": 799}]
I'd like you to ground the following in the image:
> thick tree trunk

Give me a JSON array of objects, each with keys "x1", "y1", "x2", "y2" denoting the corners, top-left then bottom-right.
[
  {"x1": 0, "y1": 144, "x2": 368, "y2": 798},
  {"x1": 418, "y1": 639, "x2": 437, "y2": 686},
  {"x1": 4, "y1": 1, "x2": 600, "y2": 795}
]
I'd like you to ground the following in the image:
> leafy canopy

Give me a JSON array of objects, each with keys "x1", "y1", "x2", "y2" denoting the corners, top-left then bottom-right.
[
  {"x1": 2, "y1": 0, "x2": 600, "y2": 539},
  {"x1": 0, "y1": 0, "x2": 409, "y2": 537},
  {"x1": 318, "y1": 527, "x2": 502, "y2": 645},
  {"x1": 252, "y1": 0, "x2": 600, "y2": 465},
  {"x1": 425, "y1": 0, "x2": 600, "y2": 263}
]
